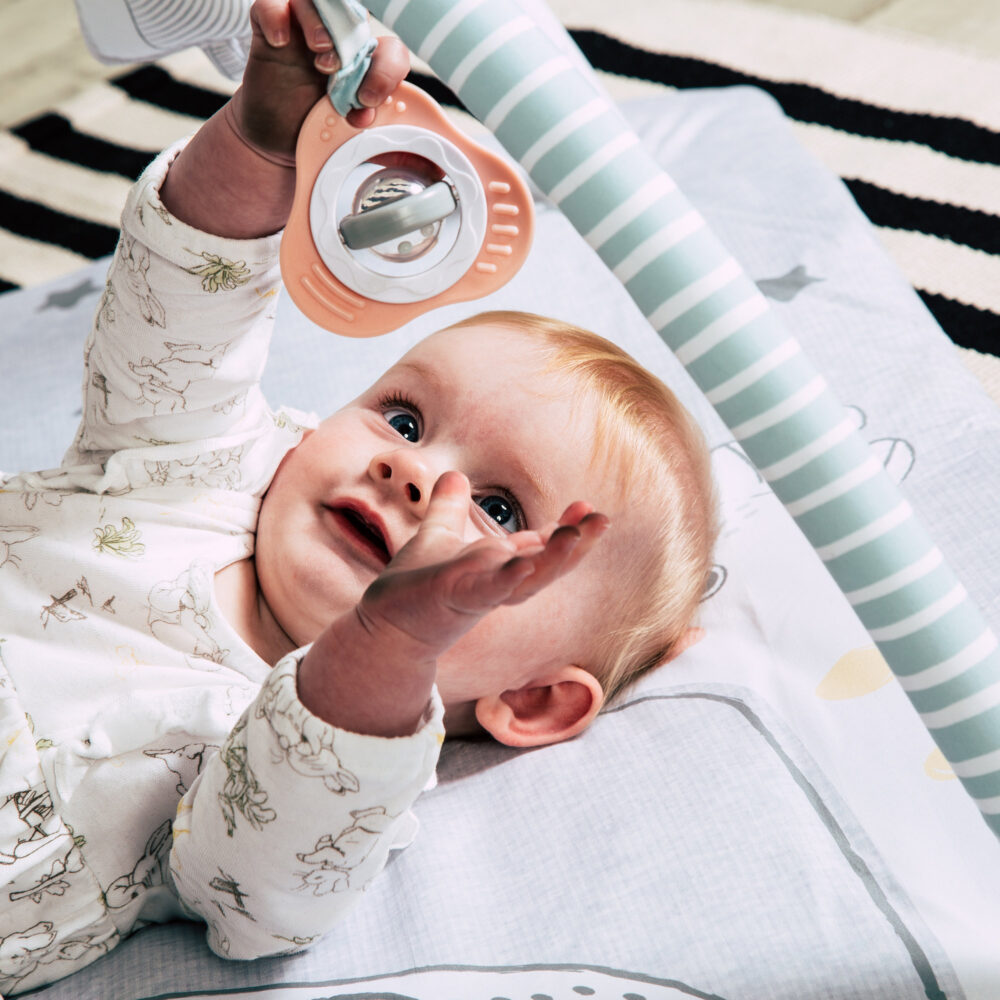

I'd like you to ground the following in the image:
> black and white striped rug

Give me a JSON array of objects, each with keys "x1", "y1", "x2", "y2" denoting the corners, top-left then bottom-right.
[{"x1": 2, "y1": 0, "x2": 997, "y2": 394}]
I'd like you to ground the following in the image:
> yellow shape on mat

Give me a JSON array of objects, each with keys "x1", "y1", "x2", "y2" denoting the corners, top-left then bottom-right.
[
  {"x1": 924, "y1": 747, "x2": 957, "y2": 781},
  {"x1": 817, "y1": 646, "x2": 894, "y2": 700}
]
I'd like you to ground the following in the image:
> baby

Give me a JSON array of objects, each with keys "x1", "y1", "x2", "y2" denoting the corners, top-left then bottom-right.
[{"x1": 0, "y1": 1, "x2": 716, "y2": 993}]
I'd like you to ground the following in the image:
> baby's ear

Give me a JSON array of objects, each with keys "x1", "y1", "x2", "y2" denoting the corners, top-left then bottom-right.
[{"x1": 474, "y1": 667, "x2": 603, "y2": 748}]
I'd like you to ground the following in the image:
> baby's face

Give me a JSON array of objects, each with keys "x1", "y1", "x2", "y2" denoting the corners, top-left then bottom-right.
[{"x1": 256, "y1": 324, "x2": 641, "y2": 727}]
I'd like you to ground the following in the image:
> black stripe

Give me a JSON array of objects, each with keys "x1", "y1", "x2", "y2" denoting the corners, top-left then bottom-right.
[
  {"x1": 11, "y1": 114, "x2": 156, "y2": 181},
  {"x1": 569, "y1": 29, "x2": 1000, "y2": 167},
  {"x1": 917, "y1": 292, "x2": 1000, "y2": 357},
  {"x1": 405, "y1": 70, "x2": 463, "y2": 112},
  {"x1": 0, "y1": 278, "x2": 20, "y2": 294},
  {"x1": 845, "y1": 178, "x2": 1000, "y2": 255},
  {"x1": 0, "y1": 191, "x2": 120, "y2": 260},
  {"x1": 111, "y1": 65, "x2": 229, "y2": 119},
  {"x1": 111, "y1": 63, "x2": 462, "y2": 121}
]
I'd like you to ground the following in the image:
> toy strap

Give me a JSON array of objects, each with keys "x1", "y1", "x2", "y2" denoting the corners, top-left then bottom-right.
[{"x1": 313, "y1": 0, "x2": 378, "y2": 115}]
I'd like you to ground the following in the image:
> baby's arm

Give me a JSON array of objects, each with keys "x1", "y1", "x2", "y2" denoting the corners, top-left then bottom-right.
[
  {"x1": 170, "y1": 650, "x2": 443, "y2": 959},
  {"x1": 170, "y1": 473, "x2": 607, "y2": 958},
  {"x1": 66, "y1": 2, "x2": 406, "y2": 464}
]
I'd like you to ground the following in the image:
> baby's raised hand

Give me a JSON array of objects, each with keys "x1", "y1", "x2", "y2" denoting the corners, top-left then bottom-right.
[
  {"x1": 356, "y1": 471, "x2": 609, "y2": 662},
  {"x1": 298, "y1": 472, "x2": 608, "y2": 737},
  {"x1": 238, "y1": 0, "x2": 410, "y2": 156}
]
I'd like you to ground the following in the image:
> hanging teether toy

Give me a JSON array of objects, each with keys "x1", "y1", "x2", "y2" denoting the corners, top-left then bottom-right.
[{"x1": 280, "y1": 0, "x2": 535, "y2": 337}]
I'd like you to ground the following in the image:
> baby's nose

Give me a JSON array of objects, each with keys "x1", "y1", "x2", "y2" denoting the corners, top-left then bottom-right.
[{"x1": 369, "y1": 449, "x2": 436, "y2": 509}]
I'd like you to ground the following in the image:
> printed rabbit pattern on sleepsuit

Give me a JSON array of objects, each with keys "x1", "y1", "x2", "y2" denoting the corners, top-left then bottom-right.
[{"x1": 0, "y1": 141, "x2": 443, "y2": 995}]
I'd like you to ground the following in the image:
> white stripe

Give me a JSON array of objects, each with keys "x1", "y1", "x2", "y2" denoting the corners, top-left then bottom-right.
[
  {"x1": 381, "y1": 0, "x2": 408, "y2": 28},
  {"x1": 954, "y1": 746, "x2": 1000, "y2": 780},
  {"x1": 976, "y1": 795, "x2": 1000, "y2": 815},
  {"x1": 875, "y1": 227, "x2": 1000, "y2": 312},
  {"x1": 758, "y1": 416, "x2": 856, "y2": 482},
  {"x1": 815, "y1": 500, "x2": 912, "y2": 562},
  {"x1": 921, "y1": 679, "x2": 1000, "y2": 730},
  {"x1": 521, "y1": 99, "x2": 611, "y2": 173},
  {"x1": 898, "y1": 630, "x2": 999, "y2": 694},
  {"x1": 0, "y1": 135, "x2": 131, "y2": 227},
  {"x1": 0, "y1": 228, "x2": 91, "y2": 288},
  {"x1": 416, "y1": 0, "x2": 487, "y2": 63},
  {"x1": 731, "y1": 375, "x2": 827, "y2": 441},
  {"x1": 647, "y1": 258, "x2": 742, "y2": 331},
  {"x1": 613, "y1": 212, "x2": 704, "y2": 284},
  {"x1": 483, "y1": 57, "x2": 572, "y2": 132},
  {"x1": 548, "y1": 132, "x2": 640, "y2": 205},
  {"x1": 156, "y1": 50, "x2": 240, "y2": 100},
  {"x1": 58, "y1": 78, "x2": 204, "y2": 149},
  {"x1": 563, "y1": 0, "x2": 1000, "y2": 129},
  {"x1": 449, "y1": 15, "x2": 535, "y2": 93},
  {"x1": 844, "y1": 546, "x2": 944, "y2": 606},
  {"x1": 796, "y1": 121, "x2": 1000, "y2": 219},
  {"x1": 868, "y1": 583, "x2": 968, "y2": 642},
  {"x1": 785, "y1": 455, "x2": 882, "y2": 518},
  {"x1": 583, "y1": 174, "x2": 676, "y2": 249},
  {"x1": 674, "y1": 295, "x2": 769, "y2": 366},
  {"x1": 874, "y1": 227, "x2": 1000, "y2": 316},
  {"x1": 705, "y1": 338, "x2": 801, "y2": 406}
]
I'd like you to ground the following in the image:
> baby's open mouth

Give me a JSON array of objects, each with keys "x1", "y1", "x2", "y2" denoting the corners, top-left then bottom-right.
[{"x1": 329, "y1": 505, "x2": 391, "y2": 565}]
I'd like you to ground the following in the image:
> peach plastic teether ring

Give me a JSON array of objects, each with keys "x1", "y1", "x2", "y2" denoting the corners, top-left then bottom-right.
[{"x1": 281, "y1": 82, "x2": 534, "y2": 337}]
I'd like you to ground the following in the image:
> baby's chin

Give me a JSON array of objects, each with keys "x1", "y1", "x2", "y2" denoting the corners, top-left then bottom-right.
[
  {"x1": 275, "y1": 590, "x2": 362, "y2": 652},
  {"x1": 255, "y1": 558, "x2": 367, "y2": 656}
]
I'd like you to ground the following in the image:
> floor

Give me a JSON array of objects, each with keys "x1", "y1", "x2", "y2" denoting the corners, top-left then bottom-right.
[{"x1": 2, "y1": 0, "x2": 999, "y2": 128}]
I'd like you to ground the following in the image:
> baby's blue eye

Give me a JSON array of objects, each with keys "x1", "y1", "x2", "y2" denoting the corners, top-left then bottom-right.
[
  {"x1": 384, "y1": 408, "x2": 420, "y2": 442},
  {"x1": 476, "y1": 494, "x2": 522, "y2": 533}
]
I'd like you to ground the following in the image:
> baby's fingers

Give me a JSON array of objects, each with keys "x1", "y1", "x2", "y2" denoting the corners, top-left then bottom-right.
[
  {"x1": 447, "y1": 552, "x2": 537, "y2": 613},
  {"x1": 558, "y1": 500, "x2": 595, "y2": 528},
  {"x1": 250, "y1": 0, "x2": 294, "y2": 47},
  {"x1": 421, "y1": 471, "x2": 472, "y2": 538},
  {"x1": 361, "y1": 36, "x2": 410, "y2": 104},
  {"x1": 387, "y1": 471, "x2": 471, "y2": 573},
  {"x1": 345, "y1": 36, "x2": 409, "y2": 126},
  {"x1": 508, "y1": 513, "x2": 610, "y2": 603},
  {"x1": 289, "y1": 0, "x2": 337, "y2": 54},
  {"x1": 529, "y1": 501, "x2": 594, "y2": 547},
  {"x1": 507, "y1": 524, "x2": 581, "y2": 600}
]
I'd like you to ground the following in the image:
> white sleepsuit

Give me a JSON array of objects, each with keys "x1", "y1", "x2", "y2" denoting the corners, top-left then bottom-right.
[{"x1": 0, "y1": 142, "x2": 443, "y2": 996}]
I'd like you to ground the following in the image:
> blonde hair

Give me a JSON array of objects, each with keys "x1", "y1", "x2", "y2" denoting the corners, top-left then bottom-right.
[{"x1": 444, "y1": 310, "x2": 719, "y2": 705}]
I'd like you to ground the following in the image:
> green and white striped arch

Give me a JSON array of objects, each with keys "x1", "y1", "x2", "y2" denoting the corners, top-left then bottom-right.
[{"x1": 363, "y1": 0, "x2": 1000, "y2": 835}]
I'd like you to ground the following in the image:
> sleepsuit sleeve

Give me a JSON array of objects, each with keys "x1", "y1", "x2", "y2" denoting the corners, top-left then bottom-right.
[
  {"x1": 63, "y1": 139, "x2": 292, "y2": 470},
  {"x1": 169, "y1": 654, "x2": 445, "y2": 959}
]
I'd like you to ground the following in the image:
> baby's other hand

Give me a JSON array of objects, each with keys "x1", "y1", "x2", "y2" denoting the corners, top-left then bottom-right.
[
  {"x1": 243, "y1": 0, "x2": 409, "y2": 150},
  {"x1": 356, "y1": 472, "x2": 610, "y2": 661}
]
